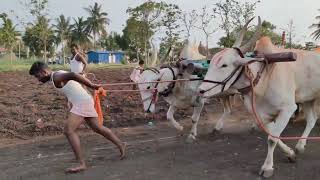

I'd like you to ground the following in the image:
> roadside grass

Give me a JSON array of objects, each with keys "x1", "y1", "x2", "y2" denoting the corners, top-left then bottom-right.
[{"x1": 0, "y1": 58, "x2": 133, "y2": 72}]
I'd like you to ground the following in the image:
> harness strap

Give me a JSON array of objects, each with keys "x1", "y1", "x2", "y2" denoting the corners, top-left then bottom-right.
[
  {"x1": 233, "y1": 47, "x2": 245, "y2": 58},
  {"x1": 144, "y1": 67, "x2": 160, "y2": 74},
  {"x1": 201, "y1": 65, "x2": 243, "y2": 93},
  {"x1": 159, "y1": 67, "x2": 176, "y2": 97},
  {"x1": 238, "y1": 61, "x2": 267, "y2": 94}
]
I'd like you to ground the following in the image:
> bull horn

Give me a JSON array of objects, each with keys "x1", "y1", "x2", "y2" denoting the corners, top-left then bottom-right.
[
  {"x1": 239, "y1": 16, "x2": 262, "y2": 54},
  {"x1": 232, "y1": 17, "x2": 255, "y2": 48}
]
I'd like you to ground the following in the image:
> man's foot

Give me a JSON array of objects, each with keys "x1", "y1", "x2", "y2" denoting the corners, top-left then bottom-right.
[
  {"x1": 119, "y1": 142, "x2": 127, "y2": 160},
  {"x1": 65, "y1": 164, "x2": 87, "y2": 173}
]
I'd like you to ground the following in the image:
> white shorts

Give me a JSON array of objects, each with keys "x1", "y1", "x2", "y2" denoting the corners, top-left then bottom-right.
[{"x1": 70, "y1": 100, "x2": 98, "y2": 118}]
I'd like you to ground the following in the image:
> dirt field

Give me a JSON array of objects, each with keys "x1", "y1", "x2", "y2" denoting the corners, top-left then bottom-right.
[
  {"x1": 1, "y1": 68, "x2": 320, "y2": 180},
  {"x1": 0, "y1": 68, "x2": 173, "y2": 140}
]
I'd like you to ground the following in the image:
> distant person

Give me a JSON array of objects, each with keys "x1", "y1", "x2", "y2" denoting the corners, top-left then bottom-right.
[
  {"x1": 130, "y1": 60, "x2": 144, "y2": 90},
  {"x1": 29, "y1": 61, "x2": 126, "y2": 173},
  {"x1": 70, "y1": 43, "x2": 87, "y2": 74}
]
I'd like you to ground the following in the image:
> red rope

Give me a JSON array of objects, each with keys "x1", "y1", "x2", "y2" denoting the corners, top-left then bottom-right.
[
  {"x1": 100, "y1": 79, "x2": 192, "y2": 87},
  {"x1": 101, "y1": 89, "x2": 156, "y2": 92}
]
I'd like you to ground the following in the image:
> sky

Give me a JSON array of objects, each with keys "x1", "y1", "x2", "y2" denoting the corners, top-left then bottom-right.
[{"x1": 1, "y1": 0, "x2": 320, "y2": 47}]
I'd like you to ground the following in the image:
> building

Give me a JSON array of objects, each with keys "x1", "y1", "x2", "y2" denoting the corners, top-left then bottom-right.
[{"x1": 87, "y1": 51, "x2": 125, "y2": 64}]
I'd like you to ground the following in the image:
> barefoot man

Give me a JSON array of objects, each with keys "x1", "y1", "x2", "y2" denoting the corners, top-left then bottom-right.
[{"x1": 29, "y1": 61, "x2": 126, "y2": 173}]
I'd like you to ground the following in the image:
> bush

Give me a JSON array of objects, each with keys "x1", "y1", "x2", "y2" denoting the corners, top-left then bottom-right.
[{"x1": 120, "y1": 57, "x2": 127, "y2": 65}]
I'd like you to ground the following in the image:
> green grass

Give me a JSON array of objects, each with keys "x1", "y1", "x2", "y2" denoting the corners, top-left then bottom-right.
[
  {"x1": 0, "y1": 58, "x2": 35, "y2": 72},
  {"x1": 0, "y1": 58, "x2": 134, "y2": 72}
]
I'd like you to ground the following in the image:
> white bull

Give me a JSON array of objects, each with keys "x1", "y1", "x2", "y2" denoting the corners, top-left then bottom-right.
[
  {"x1": 137, "y1": 42, "x2": 237, "y2": 141},
  {"x1": 138, "y1": 66, "x2": 205, "y2": 142},
  {"x1": 198, "y1": 16, "x2": 320, "y2": 177}
]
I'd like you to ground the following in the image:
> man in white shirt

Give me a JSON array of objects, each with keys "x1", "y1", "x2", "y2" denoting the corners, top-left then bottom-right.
[{"x1": 130, "y1": 60, "x2": 144, "y2": 90}]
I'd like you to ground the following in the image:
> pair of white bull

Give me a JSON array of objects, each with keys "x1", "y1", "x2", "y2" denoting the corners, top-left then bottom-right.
[
  {"x1": 139, "y1": 16, "x2": 320, "y2": 177},
  {"x1": 138, "y1": 64, "x2": 237, "y2": 142}
]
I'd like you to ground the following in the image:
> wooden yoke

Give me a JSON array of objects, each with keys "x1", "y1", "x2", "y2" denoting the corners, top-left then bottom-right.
[{"x1": 262, "y1": 52, "x2": 297, "y2": 63}]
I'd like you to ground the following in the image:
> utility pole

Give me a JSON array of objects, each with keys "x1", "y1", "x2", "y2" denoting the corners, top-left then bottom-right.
[
  {"x1": 18, "y1": 40, "x2": 21, "y2": 59},
  {"x1": 288, "y1": 19, "x2": 294, "y2": 49},
  {"x1": 281, "y1": 31, "x2": 286, "y2": 48}
]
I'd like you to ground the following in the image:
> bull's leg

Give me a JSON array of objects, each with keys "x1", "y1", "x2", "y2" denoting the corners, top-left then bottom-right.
[
  {"x1": 231, "y1": 94, "x2": 236, "y2": 106},
  {"x1": 291, "y1": 103, "x2": 305, "y2": 123},
  {"x1": 187, "y1": 102, "x2": 204, "y2": 142},
  {"x1": 213, "y1": 96, "x2": 231, "y2": 132},
  {"x1": 295, "y1": 101, "x2": 317, "y2": 154},
  {"x1": 259, "y1": 104, "x2": 297, "y2": 178},
  {"x1": 277, "y1": 139, "x2": 296, "y2": 162},
  {"x1": 167, "y1": 105, "x2": 183, "y2": 131}
]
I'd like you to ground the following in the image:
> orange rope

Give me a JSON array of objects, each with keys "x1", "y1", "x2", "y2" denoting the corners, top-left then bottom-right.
[{"x1": 94, "y1": 87, "x2": 107, "y2": 126}]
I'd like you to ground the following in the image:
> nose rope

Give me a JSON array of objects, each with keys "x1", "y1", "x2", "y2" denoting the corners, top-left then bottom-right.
[{"x1": 200, "y1": 65, "x2": 243, "y2": 94}]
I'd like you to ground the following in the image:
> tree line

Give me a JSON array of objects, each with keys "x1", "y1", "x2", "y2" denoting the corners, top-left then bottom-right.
[{"x1": 0, "y1": 0, "x2": 319, "y2": 64}]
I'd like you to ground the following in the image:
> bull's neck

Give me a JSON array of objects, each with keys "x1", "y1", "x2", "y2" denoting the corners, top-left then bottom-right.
[
  {"x1": 232, "y1": 62, "x2": 267, "y2": 95},
  {"x1": 157, "y1": 67, "x2": 178, "y2": 88}
]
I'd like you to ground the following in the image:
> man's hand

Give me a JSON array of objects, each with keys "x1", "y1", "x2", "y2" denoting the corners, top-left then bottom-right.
[{"x1": 92, "y1": 84, "x2": 102, "y2": 90}]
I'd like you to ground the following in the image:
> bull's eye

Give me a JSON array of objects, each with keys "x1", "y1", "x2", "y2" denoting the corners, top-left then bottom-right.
[
  {"x1": 221, "y1": 64, "x2": 228, "y2": 68},
  {"x1": 147, "y1": 86, "x2": 151, "y2": 89}
]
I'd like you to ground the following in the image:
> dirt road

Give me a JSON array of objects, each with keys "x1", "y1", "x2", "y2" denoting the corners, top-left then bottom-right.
[
  {"x1": 1, "y1": 115, "x2": 320, "y2": 180},
  {"x1": 1, "y1": 68, "x2": 320, "y2": 180}
]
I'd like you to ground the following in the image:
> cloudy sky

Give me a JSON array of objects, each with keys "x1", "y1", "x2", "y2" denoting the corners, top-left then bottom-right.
[{"x1": 1, "y1": 0, "x2": 320, "y2": 46}]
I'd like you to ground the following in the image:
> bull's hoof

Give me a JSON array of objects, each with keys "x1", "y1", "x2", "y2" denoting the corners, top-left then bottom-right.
[
  {"x1": 287, "y1": 153, "x2": 297, "y2": 163},
  {"x1": 259, "y1": 168, "x2": 274, "y2": 178},
  {"x1": 295, "y1": 145, "x2": 305, "y2": 154},
  {"x1": 173, "y1": 125, "x2": 183, "y2": 131},
  {"x1": 186, "y1": 134, "x2": 196, "y2": 143}
]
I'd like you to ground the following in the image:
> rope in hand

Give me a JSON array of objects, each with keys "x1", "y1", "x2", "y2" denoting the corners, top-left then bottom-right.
[
  {"x1": 99, "y1": 78, "x2": 203, "y2": 87},
  {"x1": 94, "y1": 87, "x2": 107, "y2": 126},
  {"x1": 245, "y1": 66, "x2": 320, "y2": 140}
]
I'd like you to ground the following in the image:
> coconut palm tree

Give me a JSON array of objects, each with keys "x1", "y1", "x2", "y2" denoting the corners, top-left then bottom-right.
[
  {"x1": 54, "y1": 15, "x2": 72, "y2": 64},
  {"x1": 310, "y1": 9, "x2": 320, "y2": 40},
  {"x1": 71, "y1": 17, "x2": 91, "y2": 49},
  {"x1": 84, "y1": 2, "x2": 110, "y2": 49},
  {"x1": 34, "y1": 16, "x2": 55, "y2": 63},
  {"x1": 0, "y1": 13, "x2": 19, "y2": 62}
]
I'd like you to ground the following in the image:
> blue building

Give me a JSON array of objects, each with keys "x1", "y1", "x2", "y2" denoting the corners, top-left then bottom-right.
[{"x1": 87, "y1": 51, "x2": 125, "y2": 64}]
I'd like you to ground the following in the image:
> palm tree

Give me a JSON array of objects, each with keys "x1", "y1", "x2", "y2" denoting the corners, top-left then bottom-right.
[
  {"x1": 34, "y1": 16, "x2": 54, "y2": 63},
  {"x1": 0, "y1": 13, "x2": 19, "y2": 62},
  {"x1": 54, "y1": 15, "x2": 72, "y2": 64},
  {"x1": 310, "y1": 9, "x2": 320, "y2": 40},
  {"x1": 84, "y1": 2, "x2": 110, "y2": 49},
  {"x1": 71, "y1": 17, "x2": 91, "y2": 49}
]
